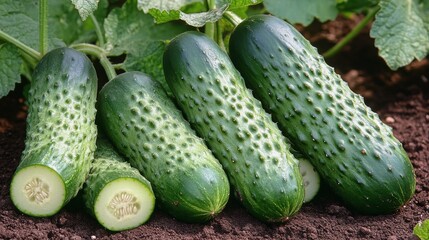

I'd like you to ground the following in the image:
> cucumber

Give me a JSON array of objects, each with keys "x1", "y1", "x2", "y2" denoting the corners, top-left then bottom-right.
[
  {"x1": 229, "y1": 14, "x2": 416, "y2": 214},
  {"x1": 298, "y1": 159, "x2": 320, "y2": 203},
  {"x1": 10, "y1": 47, "x2": 98, "y2": 217},
  {"x1": 83, "y1": 137, "x2": 155, "y2": 231},
  {"x1": 163, "y1": 31, "x2": 304, "y2": 222},
  {"x1": 96, "y1": 71, "x2": 230, "y2": 223}
]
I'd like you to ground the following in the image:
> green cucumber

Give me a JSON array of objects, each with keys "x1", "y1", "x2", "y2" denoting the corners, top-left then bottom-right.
[
  {"x1": 229, "y1": 14, "x2": 416, "y2": 214},
  {"x1": 96, "y1": 71, "x2": 230, "y2": 223},
  {"x1": 298, "y1": 159, "x2": 320, "y2": 203},
  {"x1": 163, "y1": 31, "x2": 304, "y2": 222},
  {"x1": 83, "y1": 137, "x2": 155, "y2": 232},
  {"x1": 10, "y1": 47, "x2": 98, "y2": 217}
]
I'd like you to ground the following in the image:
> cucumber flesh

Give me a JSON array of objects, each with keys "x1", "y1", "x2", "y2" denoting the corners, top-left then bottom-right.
[
  {"x1": 10, "y1": 165, "x2": 65, "y2": 217},
  {"x1": 298, "y1": 159, "x2": 320, "y2": 203},
  {"x1": 94, "y1": 178, "x2": 155, "y2": 231}
]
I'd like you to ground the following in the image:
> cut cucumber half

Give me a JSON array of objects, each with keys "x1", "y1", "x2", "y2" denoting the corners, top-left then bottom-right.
[
  {"x1": 94, "y1": 178, "x2": 155, "y2": 231},
  {"x1": 83, "y1": 137, "x2": 155, "y2": 231},
  {"x1": 10, "y1": 165, "x2": 66, "y2": 217},
  {"x1": 298, "y1": 159, "x2": 320, "y2": 203}
]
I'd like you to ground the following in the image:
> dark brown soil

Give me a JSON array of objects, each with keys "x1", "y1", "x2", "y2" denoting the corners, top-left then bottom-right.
[{"x1": 1, "y1": 16, "x2": 429, "y2": 239}]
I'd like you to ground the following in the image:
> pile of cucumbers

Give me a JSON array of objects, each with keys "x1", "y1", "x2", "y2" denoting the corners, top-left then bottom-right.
[{"x1": 9, "y1": 15, "x2": 415, "y2": 231}]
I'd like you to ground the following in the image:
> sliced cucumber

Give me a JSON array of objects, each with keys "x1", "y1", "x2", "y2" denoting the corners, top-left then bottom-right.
[
  {"x1": 83, "y1": 137, "x2": 155, "y2": 231},
  {"x1": 10, "y1": 165, "x2": 66, "y2": 217},
  {"x1": 298, "y1": 159, "x2": 320, "y2": 203},
  {"x1": 10, "y1": 48, "x2": 98, "y2": 217},
  {"x1": 94, "y1": 178, "x2": 154, "y2": 231}
]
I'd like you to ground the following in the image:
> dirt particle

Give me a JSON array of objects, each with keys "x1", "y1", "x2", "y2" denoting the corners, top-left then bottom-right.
[
  {"x1": 385, "y1": 116, "x2": 395, "y2": 123},
  {"x1": 358, "y1": 226, "x2": 372, "y2": 236},
  {"x1": 326, "y1": 204, "x2": 350, "y2": 216},
  {"x1": 56, "y1": 216, "x2": 67, "y2": 227}
]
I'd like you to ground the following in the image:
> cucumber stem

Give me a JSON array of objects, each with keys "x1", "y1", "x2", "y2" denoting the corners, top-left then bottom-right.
[
  {"x1": 204, "y1": 0, "x2": 217, "y2": 40},
  {"x1": 223, "y1": 11, "x2": 243, "y2": 27},
  {"x1": 0, "y1": 29, "x2": 41, "y2": 61},
  {"x1": 216, "y1": 21, "x2": 226, "y2": 52},
  {"x1": 71, "y1": 43, "x2": 117, "y2": 81},
  {"x1": 39, "y1": 0, "x2": 48, "y2": 56},
  {"x1": 90, "y1": 13, "x2": 105, "y2": 47},
  {"x1": 322, "y1": 7, "x2": 379, "y2": 58}
]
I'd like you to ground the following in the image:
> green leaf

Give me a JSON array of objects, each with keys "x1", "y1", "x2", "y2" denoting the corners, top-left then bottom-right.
[
  {"x1": 105, "y1": 0, "x2": 191, "y2": 90},
  {"x1": 178, "y1": 4, "x2": 228, "y2": 27},
  {"x1": 123, "y1": 41, "x2": 171, "y2": 93},
  {"x1": 0, "y1": 0, "x2": 103, "y2": 48},
  {"x1": 71, "y1": 0, "x2": 99, "y2": 20},
  {"x1": 263, "y1": 0, "x2": 338, "y2": 26},
  {"x1": 337, "y1": 0, "x2": 379, "y2": 13},
  {"x1": 414, "y1": 219, "x2": 429, "y2": 240},
  {"x1": 217, "y1": 0, "x2": 262, "y2": 9},
  {"x1": 137, "y1": 0, "x2": 203, "y2": 13},
  {"x1": 370, "y1": 0, "x2": 429, "y2": 70},
  {"x1": 105, "y1": 0, "x2": 190, "y2": 55},
  {"x1": 140, "y1": 1, "x2": 227, "y2": 27},
  {"x1": 0, "y1": 1, "x2": 41, "y2": 50},
  {"x1": 0, "y1": 43, "x2": 23, "y2": 98},
  {"x1": 138, "y1": 0, "x2": 260, "y2": 26}
]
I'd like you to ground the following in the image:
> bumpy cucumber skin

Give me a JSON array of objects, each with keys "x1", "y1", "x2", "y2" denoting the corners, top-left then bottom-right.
[
  {"x1": 163, "y1": 31, "x2": 304, "y2": 222},
  {"x1": 97, "y1": 72, "x2": 230, "y2": 223},
  {"x1": 15, "y1": 47, "x2": 97, "y2": 207},
  {"x1": 229, "y1": 15, "x2": 416, "y2": 214},
  {"x1": 83, "y1": 137, "x2": 155, "y2": 230}
]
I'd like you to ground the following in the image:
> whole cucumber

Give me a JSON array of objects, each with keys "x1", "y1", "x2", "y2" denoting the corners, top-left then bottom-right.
[
  {"x1": 163, "y1": 31, "x2": 304, "y2": 222},
  {"x1": 229, "y1": 15, "x2": 416, "y2": 214}
]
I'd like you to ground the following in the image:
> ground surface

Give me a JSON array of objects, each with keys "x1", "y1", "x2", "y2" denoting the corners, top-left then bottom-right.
[{"x1": 1, "y1": 16, "x2": 428, "y2": 239}]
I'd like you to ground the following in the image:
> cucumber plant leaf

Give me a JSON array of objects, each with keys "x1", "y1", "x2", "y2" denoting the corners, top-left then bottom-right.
[
  {"x1": 263, "y1": 0, "x2": 338, "y2": 26},
  {"x1": 0, "y1": 0, "x2": 90, "y2": 51},
  {"x1": 217, "y1": 0, "x2": 262, "y2": 9},
  {"x1": 0, "y1": 43, "x2": 23, "y2": 98},
  {"x1": 105, "y1": 0, "x2": 191, "y2": 90},
  {"x1": 146, "y1": 4, "x2": 228, "y2": 27},
  {"x1": 71, "y1": 0, "x2": 99, "y2": 20},
  {"x1": 337, "y1": 0, "x2": 379, "y2": 13},
  {"x1": 137, "y1": 0, "x2": 207, "y2": 26},
  {"x1": 414, "y1": 219, "x2": 429, "y2": 240},
  {"x1": 370, "y1": 0, "x2": 429, "y2": 70},
  {"x1": 123, "y1": 41, "x2": 172, "y2": 93},
  {"x1": 104, "y1": 0, "x2": 190, "y2": 55},
  {"x1": 137, "y1": 0, "x2": 260, "y2": 26}
]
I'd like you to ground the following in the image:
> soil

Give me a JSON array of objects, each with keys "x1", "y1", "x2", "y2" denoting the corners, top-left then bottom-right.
[{"x1": 1, "y1": 16, "x2": 429, "y2": 239}]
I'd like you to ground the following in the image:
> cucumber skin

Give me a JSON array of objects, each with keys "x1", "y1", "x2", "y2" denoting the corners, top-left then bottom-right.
[
  {"x1": 96, "y1": 72, "x2": 230, "y2": 223},
  {"x1": 16, "y1": 47, "x2": 97, "y2": 205},
  {"x1": 229, "y1": 15, "x2": 416, "y2": 214},
  {"x1": 83, "y1": 137, "x2": 155, "y2": 230},
  {"x1": 163, "y1": 31, "x2": 304, "y2": 222}
]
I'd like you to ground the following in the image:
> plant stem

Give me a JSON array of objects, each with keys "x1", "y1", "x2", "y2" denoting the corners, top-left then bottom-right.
[
  {"x1": 0, "y1": 29, "x2": 41, "y2": 61},
  {"x1": 71, "y1": 43, "x2": 116, "y2": 81},
  {"x1": 90, "y1": 13, "x2": 105, "y2": 47},
  {"x1": 322, "y1": 7, "x2": 379, "y2": 58},
  {"x1": 112, "y1": 63, "x2": 124, "y2": 69},
  {"x1": 39, "y1": 0, "x2": 48, "y2": 56},
  {"x1": 223, "y1": 11, "x2": 243, "y2": 27},
  {"x1": 204, "y1": 0, "x2": 216, "y2": 40},
  {"x1": 216, "y1": 21, "x2": 226, "y2": 52}
]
